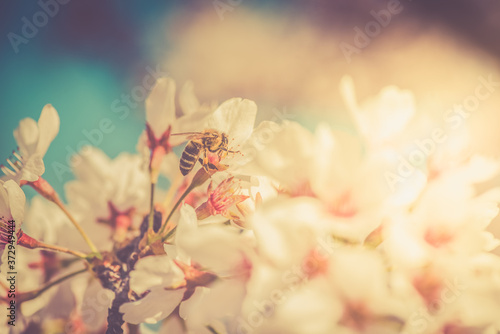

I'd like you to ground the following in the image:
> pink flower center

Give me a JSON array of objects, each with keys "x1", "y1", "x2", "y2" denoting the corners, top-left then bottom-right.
[
  {"x1": 412, "y1": 270, "x2": 444, "y2": 311},
  {"x1": 276, "y1": 180, "x2": 315, "y2": 197},
  {"x1": 292, "y1": 180, "x2": 315, "y2": 197},
  {"x1": 145, "y1": 124, "x2": 172, "y2": 153},
  {"x1": 339, "y1": 301, "x2": 372, "y2": 331},
  {"x1": 424, "y1": 226, "x2": 454, "y2": 248},
  {"x1": 441, "y1": 323, "x2": 471, "y2": 334},
  {"x1": 234, "y1": 253, "x2": 253, "y2": 281},
  {"x1": 301, "y1": 248, "x2": 329, "y2": 279},
  {"x1": 97, "y1": 202, "x2": 135, "y2": 240},
  {"x1": 174, "y1": 260, "x2": 218, "y2": 289},
  {"x1": 329, "y1": 192, "x2": 357, "y2": 218},
  {"x1": 206, "y1": 151, "x2": 221, "y2": 165}
]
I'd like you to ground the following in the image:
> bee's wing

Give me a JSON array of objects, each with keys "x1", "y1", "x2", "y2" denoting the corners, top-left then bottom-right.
[{"x1": 170, "y1": 132, "x2": 204, "y2": 140}]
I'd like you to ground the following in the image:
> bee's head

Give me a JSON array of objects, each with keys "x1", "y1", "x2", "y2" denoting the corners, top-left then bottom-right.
[{"x1": 202, "y1": 129, "x2": 225, "y2": 150}]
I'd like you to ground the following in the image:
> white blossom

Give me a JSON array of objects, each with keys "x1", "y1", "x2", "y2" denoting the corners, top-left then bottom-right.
[{"x1": 1, "y1": 104, "x2": 59, "y2": 184}]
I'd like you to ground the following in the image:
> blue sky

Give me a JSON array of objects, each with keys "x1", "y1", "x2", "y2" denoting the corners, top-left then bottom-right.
[{"x1": 0, "y1": 1, "x2": 178, "y2": 198}]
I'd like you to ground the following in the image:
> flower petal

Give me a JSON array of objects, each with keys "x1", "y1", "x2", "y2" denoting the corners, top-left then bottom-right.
[
  {"x1": 129, "y1": 255, "x2": 184, "y2": 294},
  {"x1": 36, "y1": 104, "x2": 60, "y2": 157},
  {"x1": 0, "y1": 184, "x2": 10, "y2": 216},
  {"x1": 120, "y1": 287, "x2": 186, "y2": 324},
  {"x1": 242, "y1": 121, "x2": 314, "y2": 186},
  {"x1": 146, "y1": 78, "x2": 176, "y2": 138},
  {"x1": 178, "y1": 286, "x2": 208, "y2": 320},
  {"x1": 177, "y1": 204, "x2": 198, "y2": 237},
  {"x1": 20, "y1": 155, "x2": 45, "y2": 182},
  {"x1": 360, "y1": 86, "x2": 415, "y2": 142},
  {"x1": 207, "y1": 98, "x2": 257, "y2": 147},
  {"x1": 176, "y1": 204, "x2": 251, "y2": 275},
  {"x1": 170, "y1": 109, "x2": 212, "y2": 146},
  {"x1": 3, "y1": 180, "x2": 26, "y2": 224},
  {"x1": 340, "y1": 75, "x2": 415, "y2": 144},
  {"x1": 179, "y1": 81, "x2": 200, "y2": 115},
  {"x1": 13, "y1": 117, "x2": 39, "y2": 156}
]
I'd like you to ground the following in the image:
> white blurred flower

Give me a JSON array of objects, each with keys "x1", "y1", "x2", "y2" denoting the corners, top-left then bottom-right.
[
  {"x1": 310, "y1": 123, "x2": 397, "y2": 242},
  {"x1": 1, "y1": 104, "x2": 59, "y2": 184},
  {"x1": 250, "y1": 197, "x2": 331, "y2": 269},
  {"x1": 65, "y1": 147, "x2": 150, "y2": 248},
  {"x1": 384, "y1": 181, "x2": 500, "y2": 273},
  {"x1": 246, "y1": 120, "x2": 406, "y2": 242},
  {"x1": 145, "y1": 204, "x2": 253, "y2": 332},
  {"x1": 328, "y1": 249, "x2": 408, "y2": 334},
  {"x1": 426, "y1": 126, "x2": 473, "y2": 179},
  {"x1": 176, "y1": 204, "x2": 253, "y2": 276},
  {"x1": 243, "y1": 197, "x2": 410, "y2": 334},
  {"x1": 241, "y1": 120, "x2": 315, "y2": 192},
  {"x1": 240, "y1": 197, "x2": 341, "y2": 334},
  {"x1": 340, "y1": 75, "x2": 416, "y2": 149}
]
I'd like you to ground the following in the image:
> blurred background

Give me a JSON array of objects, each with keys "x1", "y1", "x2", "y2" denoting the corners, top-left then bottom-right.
[{"x1": 1, "y1": 0, "x2": 499, "y2": 198}]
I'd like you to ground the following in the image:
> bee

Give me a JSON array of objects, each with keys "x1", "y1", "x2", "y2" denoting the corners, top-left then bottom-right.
[{"x1": 172, "y1": 129, "x2": 237, "y2": 176}]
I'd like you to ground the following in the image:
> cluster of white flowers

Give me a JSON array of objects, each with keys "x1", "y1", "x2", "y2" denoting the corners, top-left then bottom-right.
[{"x1": 1, "y1": 76, "x2": 500, "y2": 334}]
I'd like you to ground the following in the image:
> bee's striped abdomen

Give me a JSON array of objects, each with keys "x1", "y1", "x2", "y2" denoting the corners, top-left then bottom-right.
[{"x1": 180, "y1": 141, "x2": 201, "y2": 175}]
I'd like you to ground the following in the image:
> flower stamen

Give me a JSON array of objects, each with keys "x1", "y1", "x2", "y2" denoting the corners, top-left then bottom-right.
[
  {"x1": 195, "y1": 177, "x2": 249, "y2": 220},
  {"x1": 0, "y1": 164, "x2": 15, "y2": 176},
  {"x1": 12, "y1": 150, "x2": 23, "y2": 162},
  {"x1": 6, "y1": 157, "x2": 20, "y2": 173},
  {"x1": 1, "y1": 149, "x2": 24, "y2": 176}
]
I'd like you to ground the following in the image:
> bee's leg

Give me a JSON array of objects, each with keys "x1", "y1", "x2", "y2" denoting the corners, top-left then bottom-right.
[
  {"x1": 199, "y1": 158, "x2": 215, "y2": 173},
  {"x1": 218, "y1": 148, "x2": 227, "y2": 160},
  {"x1": 202, "y1": 147, "x2": 209, "y2": 167},
  {"x1": 200, "y1": 147, "x2": 214, "y2": 173}
]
